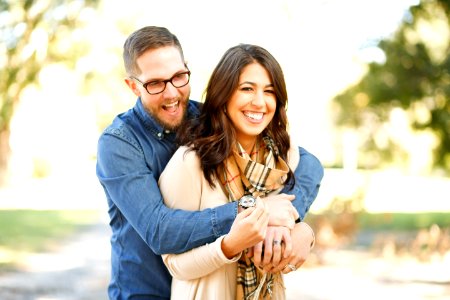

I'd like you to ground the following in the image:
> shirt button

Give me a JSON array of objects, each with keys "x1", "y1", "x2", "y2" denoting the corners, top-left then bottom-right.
[{"x1": 157, "y1": 132, "x2": 163, "y2": 138}]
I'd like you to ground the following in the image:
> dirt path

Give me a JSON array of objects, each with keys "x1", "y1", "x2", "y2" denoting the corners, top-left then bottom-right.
[
  {"x1": 0, "y1": 223, "x2": 110, "y2": 300},
  {"x1": 284, "y1": 249, "x2": 450, "y2": 300}
]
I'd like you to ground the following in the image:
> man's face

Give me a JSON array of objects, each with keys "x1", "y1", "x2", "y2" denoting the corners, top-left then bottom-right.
[{"x1": 125, "y1": 46, "x2": 190, "y2": 130}]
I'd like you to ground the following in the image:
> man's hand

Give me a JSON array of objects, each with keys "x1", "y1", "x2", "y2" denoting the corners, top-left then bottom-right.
[
  {"x1": 263, "y1": 194, "x2": 299, "y2": 229},
  {"x1": 268, "y1": 222, "x2": 315, "y2": 274},
  {"x1": 221, "y1": 199, "x2": 269, "y2": 259}
]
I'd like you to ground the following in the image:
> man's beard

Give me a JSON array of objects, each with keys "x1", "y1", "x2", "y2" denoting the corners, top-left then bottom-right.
[{"x1": 148, "y1": 100, "x2": 189, "y2": 132}]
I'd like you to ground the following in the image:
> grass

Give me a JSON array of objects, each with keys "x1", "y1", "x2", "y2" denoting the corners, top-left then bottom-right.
[
  {"x1": 356, "y1": 212, "x2": 450, "y2": 230},
  {"x1": 305, "y1": 211, "x2": 450, "y2": 231},
  {"x1": 0, "y1": 209, "x2": 103, "y2": 272},
  {"x1": 304, "y1": 211, "x2": 450, "y2": 249}
]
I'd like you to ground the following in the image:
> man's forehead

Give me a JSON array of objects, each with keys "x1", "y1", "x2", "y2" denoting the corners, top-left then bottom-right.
[{"x1": 137, "y1": 46, "x2": 185, "y2": 79}]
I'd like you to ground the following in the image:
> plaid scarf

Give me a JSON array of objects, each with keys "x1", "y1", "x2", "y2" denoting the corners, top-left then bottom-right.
[
  {"x1": 219, "y1": 136, "x2": 289, "y2": 299},
  {"x1": 236, "y1": 255, "x2": 285, "y2": 300},
  {"x1": 221, "y1": 136, "x2": 289, "y2": 201}
]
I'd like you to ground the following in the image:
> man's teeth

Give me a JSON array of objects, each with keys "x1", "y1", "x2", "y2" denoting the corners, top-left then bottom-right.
[
  {"x1": 163, "y1": 101, "x2": 179, "y2": 112},
  {"x1": 244, "y1": 112, "x2": 263, "y2": 120},
  {"x1": 165, "y1": 101, "x2": 178, "y2": 108}
]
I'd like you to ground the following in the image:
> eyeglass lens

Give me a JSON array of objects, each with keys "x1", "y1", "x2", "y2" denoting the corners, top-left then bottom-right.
[{"x1": 145, "y1": 72, "x2": 190, "y2": 94}]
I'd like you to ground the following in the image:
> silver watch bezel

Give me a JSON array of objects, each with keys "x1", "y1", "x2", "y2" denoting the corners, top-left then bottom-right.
[{"x1": 238, "y1": 195, "x2": 256, "y2": 209}]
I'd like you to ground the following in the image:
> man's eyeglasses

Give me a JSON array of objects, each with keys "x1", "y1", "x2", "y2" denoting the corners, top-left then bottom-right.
[{"x1": 130, "y1": 70, "x2": 191, "y2": 95}]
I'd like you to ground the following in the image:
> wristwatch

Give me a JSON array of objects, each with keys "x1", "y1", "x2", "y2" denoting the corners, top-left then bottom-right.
[{"x1": 238, "y1": 195, "x2": 256, "y2": 209}]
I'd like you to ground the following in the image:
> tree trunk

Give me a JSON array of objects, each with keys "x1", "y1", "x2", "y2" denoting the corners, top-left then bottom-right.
[{"x1": 0, "y1": 128, "x2": 11, "y2": 187}]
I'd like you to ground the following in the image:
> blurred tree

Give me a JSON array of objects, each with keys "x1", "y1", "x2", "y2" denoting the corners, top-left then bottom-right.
[
  {"x1": 333, "y1": 0, "x2": 449, "y2": 174},
  {"x1": 0, "y1": 0, "x2": 100, "y2": 185}
]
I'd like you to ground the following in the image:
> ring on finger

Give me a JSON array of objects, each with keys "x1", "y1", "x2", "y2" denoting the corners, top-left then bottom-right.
[
  {"x1": 285, "y1": 263, "x2": 297, "y2": 272},
  {"x1": 273, "y1": 240, "x2": 281, "y2": 246}
]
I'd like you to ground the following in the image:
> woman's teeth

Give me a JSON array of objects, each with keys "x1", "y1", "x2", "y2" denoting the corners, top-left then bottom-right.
[{"x1": 244, "y1": 112, "x2": 263, "y2": 120}]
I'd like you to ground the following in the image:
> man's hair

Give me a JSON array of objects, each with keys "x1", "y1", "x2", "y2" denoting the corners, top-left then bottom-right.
[{"x1": 123, "y1": 26, "x2": 184, "y2": 76}]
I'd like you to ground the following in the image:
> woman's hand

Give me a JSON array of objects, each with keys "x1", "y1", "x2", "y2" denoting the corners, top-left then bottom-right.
[
  {"x1": 221, "y1": 199, "x2": 269, "y2": 259},
  {"x1": 250, "y1": 226, "x2": 292, "y2": 271}
]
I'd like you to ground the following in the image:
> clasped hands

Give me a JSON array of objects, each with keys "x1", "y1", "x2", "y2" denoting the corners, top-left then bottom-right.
[{"x1": 222, "y1": 194, "x2": 313, "y2": 274}]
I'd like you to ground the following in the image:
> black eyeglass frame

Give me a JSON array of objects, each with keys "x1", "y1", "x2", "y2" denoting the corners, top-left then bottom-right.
[{"x1": 130, "y1": 70, "x2": 191, "y2": 95}]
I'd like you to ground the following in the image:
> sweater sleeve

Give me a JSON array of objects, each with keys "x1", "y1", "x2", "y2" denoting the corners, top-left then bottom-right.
[
  {"x1": 162, "y1": 236, "x2": 240, "y2": 280},
  {"x1": 159, "y1": 148, "x2": 240, "y2": 280}
]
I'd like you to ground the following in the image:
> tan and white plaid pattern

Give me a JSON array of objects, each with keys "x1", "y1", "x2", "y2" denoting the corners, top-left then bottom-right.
[
  {"x1": 236, "y1": 255, "x2": 258, "y2": 297},
  {"x1": 236, "y1": 254, "x2": 285, "y2": 300},
  {"x1": 221, "y1": 137, "x2": 289, "y2": 202},
  {"x1": 219, "y1": 136, "x2": 289, "y2": 299}
]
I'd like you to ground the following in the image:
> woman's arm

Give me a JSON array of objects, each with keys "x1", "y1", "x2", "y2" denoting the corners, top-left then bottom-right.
[
  {"x1": 162, "y1": 236, "x2": 240, "y2": 280},
  {"x1": 159, "y1": 148, "x2": 267, "y2": 280}
]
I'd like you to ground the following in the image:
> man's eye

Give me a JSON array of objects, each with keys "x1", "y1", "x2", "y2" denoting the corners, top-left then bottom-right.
[{"x1": 147, "y1": 81, "x2": 162, "y2": 87}]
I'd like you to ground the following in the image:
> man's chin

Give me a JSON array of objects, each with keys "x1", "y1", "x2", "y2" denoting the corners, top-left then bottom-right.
[
  {"x1": 154, "y1": 103, "x2": 188, "y2": 131},
  {"x1": 164, "y1": 123, "x2": 181, "y2": 132},
  {"x1": 156, "y1": 115, "x2": 185, "y2": 132}
]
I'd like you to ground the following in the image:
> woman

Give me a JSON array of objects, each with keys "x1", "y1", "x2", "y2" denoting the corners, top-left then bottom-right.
[{"x1": 159, "y1": 44, "x2": 315, "y2": 299}]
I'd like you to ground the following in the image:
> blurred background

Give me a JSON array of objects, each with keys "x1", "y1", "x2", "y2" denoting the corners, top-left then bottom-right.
[{"x1": 0, "y1": 0, "x2": 449, "y2": 299}]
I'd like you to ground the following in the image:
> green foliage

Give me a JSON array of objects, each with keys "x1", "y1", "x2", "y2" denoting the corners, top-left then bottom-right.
[
  {"x1": 0, "y1": 209, "x2": 102, "y2": 272},
  {"x1": 0, "y1": 209, "x2": 101, "y2": 252},
  {"x1": 305, "y1": 211, "x2": 450, "y2": 232},
  {"x1": 333, "y1": 0, "x2": 450, "y2": 172},
  {"x1": 0, "y1": 0, "x2": 100, "y2": 184},
  {"x1": 357, "y1": 212, "x2": 450, "y2": 230}
]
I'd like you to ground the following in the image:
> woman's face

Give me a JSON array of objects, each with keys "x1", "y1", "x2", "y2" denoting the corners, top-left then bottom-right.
[{"x1": 226, "y1": 62, "x2": 277, "y2": 149}]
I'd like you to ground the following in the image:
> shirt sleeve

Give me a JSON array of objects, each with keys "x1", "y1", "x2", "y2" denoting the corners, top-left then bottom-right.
[
  {"x1": 96, "y1": 131, "x2": 237, "y2": 255},
  {"x1": 159, "y1": 148, "x2": 240, "y2": 280},
  {"x1": 281, "y1": 146, "x2": 324, "y2": 220}
]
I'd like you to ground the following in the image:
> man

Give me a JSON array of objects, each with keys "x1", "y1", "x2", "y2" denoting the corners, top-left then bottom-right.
[{"x1": 96, "y1": 26, "x2": 324, "y2": 300}]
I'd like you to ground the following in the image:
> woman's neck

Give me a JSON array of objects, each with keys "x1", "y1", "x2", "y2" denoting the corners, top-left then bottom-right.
[{"x1": 238, "y1": 137, "x2": 259, "y2": 154}]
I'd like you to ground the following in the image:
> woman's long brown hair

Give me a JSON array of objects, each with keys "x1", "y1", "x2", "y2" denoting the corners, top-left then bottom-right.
[{"x1": 177, "y1": 44, "x2": 294, "y2": 189}]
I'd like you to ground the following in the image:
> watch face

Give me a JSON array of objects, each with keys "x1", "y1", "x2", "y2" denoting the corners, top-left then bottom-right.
[{"x1": 240, "y1": 195, "x2": 256, "y2": 208}]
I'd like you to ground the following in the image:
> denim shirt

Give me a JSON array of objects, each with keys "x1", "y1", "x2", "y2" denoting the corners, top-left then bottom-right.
[{"x1": 96, "y1": 98, "x2": 324, "y2": 300}]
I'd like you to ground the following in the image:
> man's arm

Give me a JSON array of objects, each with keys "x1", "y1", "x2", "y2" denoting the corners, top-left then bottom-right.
[
  {"x1": 281, "y1": 146, "x2": 324, "y2": 219},
  {"x1": 263, "y1": 146, "x2": 324, "y2": 227},
  {"x1": 96, "y1": 132, "x2": 236, "y2": 255}
]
